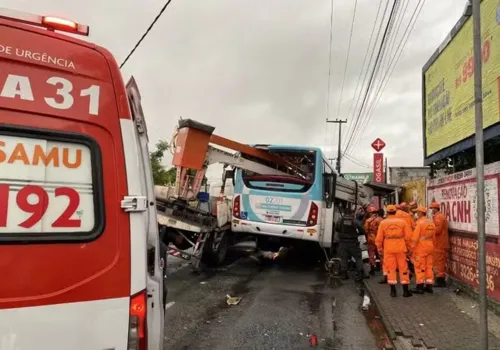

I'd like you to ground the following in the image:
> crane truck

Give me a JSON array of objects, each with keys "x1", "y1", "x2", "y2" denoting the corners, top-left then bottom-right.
[{"x1": 156, "y1": 119, "x2": 376, "y2": 273}]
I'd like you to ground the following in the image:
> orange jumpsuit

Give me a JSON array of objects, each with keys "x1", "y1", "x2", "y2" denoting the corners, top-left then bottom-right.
[
  {"x1": 433, "y1": 211, "x2": 449, "y2": 278},
  {"x1": 375, "y1": 216, "x2": 412, "y2": 285},
  {"x1": 410, "y1": 217, "x2": 436, "y2": 285},
  {"x1": 396, "y1": 209, "x2": 415, "y2": 230},
  {"x1": 364, "y1": 216, "x2": 382, "y2": 266}
]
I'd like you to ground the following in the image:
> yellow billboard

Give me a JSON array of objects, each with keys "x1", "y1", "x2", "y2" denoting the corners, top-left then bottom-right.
[
  {"x1": 402, "y1": 179, "x2": 426, "y2": 207},
  {"x1": 424, "y1": 0, "x2": 500, "y2": 157}
]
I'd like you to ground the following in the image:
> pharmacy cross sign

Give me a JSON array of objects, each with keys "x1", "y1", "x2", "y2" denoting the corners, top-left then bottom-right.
[{"x1": 371, "y1": 138, "x2": 386, "y2": 152}]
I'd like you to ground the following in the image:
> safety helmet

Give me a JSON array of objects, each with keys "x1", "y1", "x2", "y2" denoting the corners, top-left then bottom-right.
[
  {"x1": 416, "y1": 206, "x2": 427, "y2": 213},
  {"x1": 430, "y1": 202, "x2": 440, "y2": 209},
  {"x1": 386, "y1": 204, "x2": 397, "y2": 213}
]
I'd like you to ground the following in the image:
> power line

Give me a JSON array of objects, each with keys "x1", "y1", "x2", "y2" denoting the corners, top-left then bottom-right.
[
  {"x1": 342, "y1": 0, "x2": 399, "y2": 154},
  {"x1": 323, "y1": 0, "x2": 336, "y2": 151},
  {"x1": 335, "y1": 0, "x2": 358, "y2": 120},
  {"x1": 344, "y1": 0, "x2": 400, "y2": 155},
  {"x1": 345, "y1": 0, "x2": 408, "y2": 154},
  {"x1": 120, "y1": 0, "x2": 174, "y2": 69},
  {"x1": 344, "y1": 0, "x2": 426, "y2": 155},
  {"x1": 344, "y1": 153, "x2": 371, "y2": 168},
  {"x1": 344, "y1": 0, "x2": 401, "y2": 155},
  {"x1": 342, "y1": 0, "x2": 388, "y2": 151}
]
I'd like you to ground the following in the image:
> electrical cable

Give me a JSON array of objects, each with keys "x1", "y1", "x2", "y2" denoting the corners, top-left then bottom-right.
[
  {"x1": 335, "y1": 0, "x2": 358, "y2": 120},
  {"x1": 120, "y1": 0, "x2": 174, "y2": 69},
  {"x1": 344, "y1": 0, "x2": 426, "y2": 155},
  {"x1": 344, "y1": 153, "x2": 371, "y2": 168},
  {"x1": 342, "y1": 0, "x2": 389, "y2": 151},
  {"x1": 323, "y1": 0, "x2": 336, "y2": 152},
  {"x1": 342, "y1": 0, "x2": 398, "y2": 154},
  {"x1": 344, "y1": 0, "x2": 408, "y2": 154},
  {"x1": 343, "y1": 0, "x2": 400, "y2": 155}
]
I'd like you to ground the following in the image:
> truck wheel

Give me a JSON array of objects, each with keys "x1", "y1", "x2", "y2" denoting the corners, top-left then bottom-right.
[{"x1": 202, "y1": 231, "x2": 229, "y2": 267}]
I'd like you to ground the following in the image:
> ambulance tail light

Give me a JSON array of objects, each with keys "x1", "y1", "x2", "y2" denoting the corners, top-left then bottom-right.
[
  {"x1": 233, "y1": 195, "x2": 241, "y2": 219},
  {"x1": 307, "y1": 202, "x2": 318, "y2": 227},
  {"x1": 128, "y1": 290, "x2": 147, "y2": 350},
  {"x1": 0, "y1": 8, "x2": 89, "y2": 36}
]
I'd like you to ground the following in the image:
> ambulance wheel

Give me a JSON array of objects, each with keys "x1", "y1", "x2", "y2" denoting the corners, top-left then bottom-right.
[{"x1": 202, "y1": 231, "x2": 229, "y2": 267}]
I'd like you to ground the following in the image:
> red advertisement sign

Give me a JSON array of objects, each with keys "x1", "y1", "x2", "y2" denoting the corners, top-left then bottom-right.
[
  {"x1": 449, "y1": 236, "x2": 500, "y2": 301},
  {"x1": 373, "y1": 153, "x2": 384, "y2": 183},
  {"x1": 427, "y1": 161, "x2": 500, "y2": 302},
  {"x1": 427, "y1": 165, "x2": 500, "y2": 237}
]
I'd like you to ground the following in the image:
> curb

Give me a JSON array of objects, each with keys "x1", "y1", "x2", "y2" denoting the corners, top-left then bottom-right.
[{"x1": 363, "y1": 279, "x2": 397, "y2": 342}]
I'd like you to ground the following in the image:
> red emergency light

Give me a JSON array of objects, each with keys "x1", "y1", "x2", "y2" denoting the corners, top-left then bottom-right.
[{"x1": 0, "y1": 8, "x2": 89, "y2": 36}]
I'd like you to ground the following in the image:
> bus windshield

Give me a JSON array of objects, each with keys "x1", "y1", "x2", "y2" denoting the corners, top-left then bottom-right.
[{"x1": 241, "y1": 149, "x2": 316, "y2": 192}]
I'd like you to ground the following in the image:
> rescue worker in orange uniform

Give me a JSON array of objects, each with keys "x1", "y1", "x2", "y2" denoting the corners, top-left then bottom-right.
[
  {"x1": 396, "y1": 202, "x2": 416, "y2": 280},
  {"x1": 409, "y1": 206, "x2": 435, "y2": 294},
  {"x1": 409, "y1": 201, "x2": 418, "y2": 218},
  {"x1": 375, "y1": 205, "x2": 413, "y2": 297},
  {"x1": 430, "y1": 201, "x2": 449, "y2": 287},
  {"x1": 364, "y1": 206, "x2": 382, "y2": 275},
  {"x1": 396, "y1": 202, "x2": 415, "y2": 230},
  {"x1": 377, "y1": 208, "x2": 388, "y2": 284}
]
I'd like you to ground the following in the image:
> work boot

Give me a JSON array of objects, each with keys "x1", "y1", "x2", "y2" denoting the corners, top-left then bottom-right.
[
  {"x1": 410, "y1": 284, "x2": 425, "y2": 294},
  {"x1": 375, "y1": 261, "x2": 381, "y2": 271},
  {"x1": 378, "y1": 275, "x2": 388, "y2": 284},
  {"x1": 390, "y1": 285, "x2": 397, "y2": 297},
  {"x1": 424, "y1": 284, "x2": 433, "y2": 293},
  {"x1": 403, "y1": 284, "x2": 413, "y2": 298}
]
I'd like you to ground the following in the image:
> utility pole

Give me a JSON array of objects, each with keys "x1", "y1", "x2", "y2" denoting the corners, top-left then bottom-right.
[
  {"x1": 326, "y1": 119, "x2": 347, "y2": 174},
  {"x1": 470, "y1": 0, "x2": 488, "y2": 348}
]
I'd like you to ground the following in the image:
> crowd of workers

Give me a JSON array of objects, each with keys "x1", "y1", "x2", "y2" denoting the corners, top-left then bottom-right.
[{"x1": 336, "y1": 201, "x2": 449, "y2": 298}]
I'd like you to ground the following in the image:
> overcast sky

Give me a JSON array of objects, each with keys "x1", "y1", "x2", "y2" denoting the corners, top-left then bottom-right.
[{"x1": 6, "y1": 0, "x2": 465, "y2": 178}]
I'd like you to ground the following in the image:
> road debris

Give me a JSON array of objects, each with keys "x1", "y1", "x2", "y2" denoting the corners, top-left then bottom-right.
[
  {"x1": 361, "y1": 295, "x2": 371, "y2": 311},
  {"x1": 226, "y1": 294, "x2": 242, "y2": 305},
  {"x1": 310, "y1": 333, "x2": 318, "y2": 347}
]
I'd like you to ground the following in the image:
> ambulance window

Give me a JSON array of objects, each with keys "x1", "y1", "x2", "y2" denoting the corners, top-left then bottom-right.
[{"x1": 0, "y1": 126, "x2": 104, "y2": 243}]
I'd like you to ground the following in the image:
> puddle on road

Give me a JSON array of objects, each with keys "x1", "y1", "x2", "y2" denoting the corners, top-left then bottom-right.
[{"x1": 362, "y1": 295, "x2": 394, "y2": 350}]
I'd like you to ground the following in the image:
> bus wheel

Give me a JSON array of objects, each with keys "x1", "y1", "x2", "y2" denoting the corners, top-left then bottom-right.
[{"x1": 202, "y1": 231, "x2": 229, "y2": 267}]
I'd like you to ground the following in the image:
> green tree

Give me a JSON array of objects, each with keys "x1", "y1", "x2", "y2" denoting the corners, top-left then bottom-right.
[
  {"x1": 149, "y1": 139, "x2": 208, "y2": 187},
  {"x1": 150, "y1": 140, "x2": 177, "y2": 185}
]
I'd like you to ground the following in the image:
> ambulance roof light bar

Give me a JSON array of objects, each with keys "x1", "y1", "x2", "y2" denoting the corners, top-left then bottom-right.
[{"x1": 0, "y1": 8, "x2": 89, "y2": 36}]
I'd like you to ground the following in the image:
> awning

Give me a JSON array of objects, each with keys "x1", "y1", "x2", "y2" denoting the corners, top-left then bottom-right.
[{"x1": 363, "y1": 182, "x2": 401, "y2": 196}]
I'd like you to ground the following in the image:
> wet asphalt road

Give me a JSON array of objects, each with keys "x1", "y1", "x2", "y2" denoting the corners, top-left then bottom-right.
[{"x1": 164, "y1": 244, "x2": 380, "y2": 350}]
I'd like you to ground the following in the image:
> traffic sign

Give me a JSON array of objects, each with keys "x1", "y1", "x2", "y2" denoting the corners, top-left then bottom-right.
[{"x1": 371, "y1": 138, "x2": 386, "y2": 152}]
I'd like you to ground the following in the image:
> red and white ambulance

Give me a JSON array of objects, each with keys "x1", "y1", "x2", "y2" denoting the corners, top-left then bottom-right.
[{"x1": 0, "y1": 8, "x2": 165, "y2": 350}]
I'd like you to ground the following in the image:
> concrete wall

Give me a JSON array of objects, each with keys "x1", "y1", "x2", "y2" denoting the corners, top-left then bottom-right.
[{"x1": 389, "y1": 167, "x2": 431, "y2": 186}]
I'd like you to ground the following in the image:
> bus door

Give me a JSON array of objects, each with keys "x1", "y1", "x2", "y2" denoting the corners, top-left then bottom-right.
[
  {"x1": 0, "y1": 10, "x2": 151, "y2": 350},
  {"x1": 125, "y1": 77, "x2": 165, "y2": 349}
]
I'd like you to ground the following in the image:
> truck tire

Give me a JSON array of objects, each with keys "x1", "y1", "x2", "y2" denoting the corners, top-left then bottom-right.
[{"x1": 202, "y1": 231, "x2": 229, "y2": 267}]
